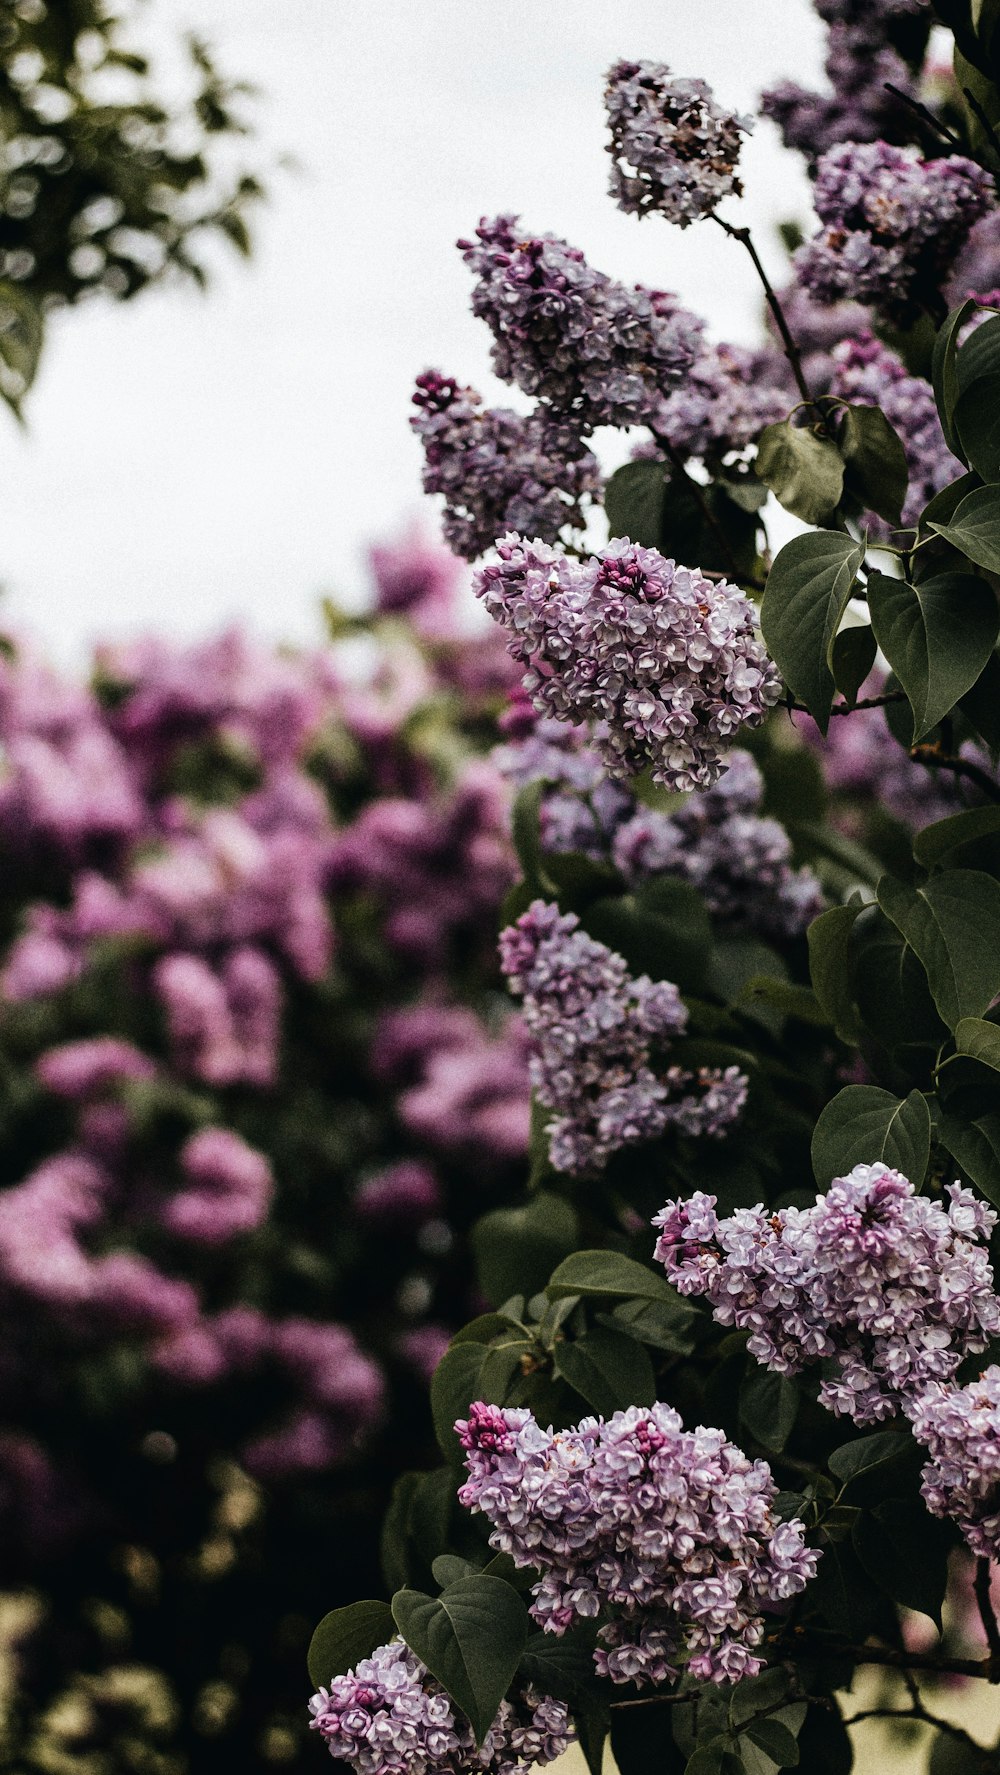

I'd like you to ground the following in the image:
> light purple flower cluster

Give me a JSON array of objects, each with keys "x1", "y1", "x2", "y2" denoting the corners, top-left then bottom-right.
[
  {"x1": 308, "y1": 1638, "x2": 572, "y2": 1775},
  {"x1": 761, "y1": 23, "x2": 921, "y2": 163},
  {"x1": 368, "y1": 524, "x2": 466, "y2": 635},
  {"x1": 457, "y1": 1401, "x2": 818, "y2": 1686},
  {"x1": 604, "y1": 60, "x2": 752, "y2": 225},
  {"x1": 459, "y1": 214, "x2": 703, "y2": 430},
  {"x1": 795, "y1": 141, "x2": 994, "y2": 322},
  {"x1": 648, "y1": 340, "x2": 790, "y2": 463},
  {"x1": 499, "y1": 900, "x2": 746, "y2": 1173},
  {"x1": 946, "y1": 208, "x2": 1000, "y2": 309},
  {"x1": 909, "y1": 1368, "x2": 1000, "y2": 1560},
  {"x1": 827, "y1": 331, "x2": 960, "y2": 536},
  {"x1": 369, "y1": 1002, "x2": 532, "y2": 1178},
  {"x1": 411, "y1": 372, "x2": 601, "y2": 561},
  {"x1": 474, "y1": 536, "x2": 781, "y2": 793},
  {"x1": 653, "y1": 1165, "x2": 1000, "y2": 1424}
]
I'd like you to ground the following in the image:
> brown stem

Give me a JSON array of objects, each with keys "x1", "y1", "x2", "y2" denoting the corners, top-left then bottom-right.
[
  {"x1": 910, "y1": 744, "x2": 1000, "y2": 804},
  {"x1": 843, "y1": 1703, "x2": 991, "y2": 1760},
  {"x1": 788, "y1": 690, "x2": 908, "y2": 718},
  {"x1": 712, "y1": 216, "x2": 818, "y2": 415},
  {"x1": 883, "y1": 84, "x2": 965, "y2": 151},
  {"x1": 974, "y1": 1558, "x2": 1000, "y2": 1669},
  {"x1": 788, "y1": 1634, "x2": 991, "y2": 1681}
]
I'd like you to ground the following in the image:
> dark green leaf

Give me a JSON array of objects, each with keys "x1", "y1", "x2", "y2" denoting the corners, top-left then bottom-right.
[
  {"x1": 955, "y1": 312, "x2": 1000, "y2": 397},
  {"x1": 793, "y1": 1706, "x2": 852, "y2": 1775},
  {"x1": 737, "y1": 976, "x2": 828, "y2": 1025},
  {"x1": 938, "y1": 1111, "x2": 1000, "y2": 1205},
  {"x1": 0, "y1": 283, "x2": 43, "y2": 414},
  {"x1": 931, "y1": 301, "x2": 977, "y2": 460},
  {"x1": 740, "y1": 1367, "x2": 799, "y2": 1454},
  {"x1": 808, "y1": 903, "x2": 863, "y2": 1045},
  {"x1": 929, "y1": 483, "x2": 1000, "y2": 573},
  {"x1": 511, "y1": 780, "x2": 553, "y2": 894},
  {"x1": 848, "y1": 903, "x2": 947, "y2": 1053},
  {"x1": 760, "y1": 531, "x2": 865, "y2": 732},
  {"x1": 839, "y1": 404, "x2": 908, "y2": 525},
  {"x1": 433, "y1": 1556, "x2": 474, "y2": 1589},
  {"x1": 829, "y1": 1429, "x2": 918, "y2": 1494},
  {"x1": 431, "y1": 1344, "x2": 486, "y2": 1461},
  {"x1": 807, "y1": 1538, "x2": 882, "y2": 1639},
  {"x1": 584, "y1": 883, "x2": 712, "y2": 996},
  {"x1": 612, "y1": 1706, "x2": 687, "y2": 1775},
  {"x1": 867, "y1": 569, "x2": 999, "y2": 742},
  {"x1": 756, "y1": 420, "x2": 844, "y2": 524},
  {"x1": 954, "y1": 1016, "x2": 1000, "y2": 1073},
  {"x1": 518, "y1": 1629, "x2": 597, "y2": 1704},
  {"x1": 954, "y1": 373, "x2": 1000, "y2": 481},
  {"x1": 546, "y1": 1250, "x2": 678, "y2": 1304},
  {"x1": 913, "y1": 804, "x2": 1000, "y2": 869},
  {"x1": 829, "y1": 624, "x2": 876, "y2": 706},
  {"x1": 810, "y1": 1085, "x2": 931, "y2": 1189},
  {"x1": 741, "y1": 1719, "x2": 800, "y2": 1768},
  {"x1": 472, "y1": 1194, "x2": 579, "y2": 1310},
  {"x1": 853, "y1": 1498, "x2": 951, "y2": 1626},
  {"x1": 918, "y1": 471, "x2": 982, "y2": 533},
  {"x1": 604, "y1": 458, "x2": 667, "y2": 548},
  {"x1": 877, "y1": 868, "x2": 1000, "y2": 1027},
  {"x1": 553, "y1": 1325, "x2": 656, "y2": 1415},
  {"x1": 307, "y1": 1601, "x2": 395, "y2": 1689},
  {"x1": 392, "y1": 1577, "x2": 529, "y2": 1746},
  {"x1": 599, "y1": 1293, "x2": 696, "y2": 1353}
]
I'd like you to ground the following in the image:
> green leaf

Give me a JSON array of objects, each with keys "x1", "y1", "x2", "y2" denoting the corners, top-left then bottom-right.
[
  {"x1": 737, "y1": 975, "x2": 828, "y2": 1025},
  {"x1": 829, "y1": 625, "x2": 876, "y2": 706},
  {"x1": 741, "y1": 1719, "x2": 800, "y2": 1769},
  {"x1": 431, "y1": 1343, "x2": 486, "y2": 1461},
  {"x1": 938, "y1": 1111, "x2": 1000, "y2": 1205},
  {"x1": 392, "y1": 1577, "x2": 529, "y2": 1746},
  {"x1": 955, "y1": 1015, "x2": 1000, "y2": 1072},
  {"x1": 584, "y1": 882, "x2": 712, "y2": 996},
  {"x1": 740, "y1": 1368, "x2": 799, "y2": 1454},
  {"x1": 760, "y1": 531, "x2": 864, "y2": 733},
  {"x1": 955, "y1": 311, "x2": 1000, "y2": 396},
  {"x1": 807, "y1": 903, "x2": 863, "y2": 1045},
  {"x1": 308, "y1": 1600, "x2": 395, "y2": 1689},
  {"x1": 853, "y1": 1499, "x2": 951, "y2": 1627},
  {"x1": 913, "y1": 803, "x2": 1000, "y2": 869},
  {"x1": 954, "y1": 373, "x2": 1000, "y2": 482},
  {"x1": 918, "y1": 470, "x2": 982, "y2": 534},
  {"x1": 959, "y1": 647, "x2": 1000, "y2": 753},
  {"x1": 599, "y1": 1293, "x2": 696, "y2": 1354},
  {"x1": 0, "y1": 283, "x2": 43, "y2": 415},
  {"x1": 929, "y1": 483, "x2": 1000, "y2": 573},
  {"x1": 433, "y1": 1556, "x2": 474, "y2": 1589},
  {"x1": 553, "y1": 1325, "x2": 656, "y2": 1415},
  {"x1": 807, "y1": 1539, "x2": 882, "y2": 1639},
  {"x1": 867, "y1": 569, "x2": 999, "y2": 742},
  {"x1": 810, "y1": 1085, "x2": 931, "y2": 1189},
  {"x1": 510, "y1": 780, "x2": 553, "y2": 894},
  {"x1": 756, "y1": 420, "x2": 844, "y2": 525},
  {"x1": 828, "y1": 1429, "x2": 918, "y2": 1493},
  {"x1": 472, "y1": 1194, "x2": 579, "y2": 1309},
  {"x1": 604, "y1": 458, "x2": 667, "y2": 548},
  {"x1": 839, "y1": 404, "x2": 908, "y2": 525},
  {"x1": 877, "y1": 868, "x2": 1000, "y2": 1026},
  {"x1": 931, "y1": 300, "x2": 977, "y2": 460},
  {"x1": 546, "y1": 1249, "x2": 677, "y2": 1304}
]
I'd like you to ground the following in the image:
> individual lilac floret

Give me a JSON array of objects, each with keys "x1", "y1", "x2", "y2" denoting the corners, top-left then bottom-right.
[
  {"x1": 604, "y1": 61, "x2": 752, "y2": 225},
  {"x1": 909, "y1": 1368, "x2": 1000, "y2": 1560},
  {"x1": 648, "y1": 341, "x2": 790, "y2": 463},
  {"x1": 653, "y1": 1166, "x2": 1000, "y2": 1425},
  {"x1": 308, "y1": 1638, "x2": 572, "y2": 1775},
  {"x1": 474, "y1": 536, "x2": 781, "y2": 793},
  {"x1": 613, "y1": 749, "x2": 824, "y2": 941},
  {"x1": 499, "y1": 900, "x2": 746, "y2": 1174},
  {"x1": 827, "y1": 332, "x2": 960, "y2": 537},
  {"x1": 411, "y1": 372, "x2": 602, "y2": 561},
  {"x1": 459, "y1": 214, "x2": 704, "y2": 429},
  {"x1": 795, "y1": 142, "x2": 993, "y2": 323},
  {"x1": 456, "y1": 1401, "x2": 818, "y2": 1687}
]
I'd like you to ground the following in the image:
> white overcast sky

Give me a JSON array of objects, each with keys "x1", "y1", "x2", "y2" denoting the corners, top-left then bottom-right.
[{"x1": 4, "y1": 0, "x2": 825, "y2": 660}]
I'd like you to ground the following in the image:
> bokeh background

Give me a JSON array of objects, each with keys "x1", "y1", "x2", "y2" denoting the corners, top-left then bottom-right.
[{"x1": 3, "y1": 0, "x2": 823, "y2": 652}]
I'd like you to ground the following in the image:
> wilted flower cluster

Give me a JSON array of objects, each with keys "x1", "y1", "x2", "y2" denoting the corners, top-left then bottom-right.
[
  {"x1": 457, "y1": 1401, "x2": 818, "y2": 1686},
  {"x1": 653, "y1": 1166, "x2": 1000, "y2": 1424},
  {"x1": 604, "y1": 60, "x2": 752, "y2": 224},
  {"x1": 827, "y1": 331, "x2": 960, "y2": 535},
  {"x1": 308, "y1": 1640, "x2": 572, "y2": 1775},
  {"x1": 475, "y1": 536, "x2": 781, "y2": 792},
  {"x1": 459, "y1": 214, "x2": 703, "y2": 429},
  {"x1": 411, "y1": 371, "x2": 601, "y2": 560},
  {"x1": 795, "y1": 141, "x2": 993, "y2": 321},
  {"x1": 499, "y1": 899, "x2": 746, "y2": 1173},
  {"x1": 909, "y1": 1369, "x2": 1000, "y2": 1559}
]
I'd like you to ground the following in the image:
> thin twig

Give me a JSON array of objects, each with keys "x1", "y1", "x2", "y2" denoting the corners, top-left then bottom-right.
[
  {"x1": 883, "y1": 83, "x2": 965, "y2": 151},
  {"x1": 910, "y1": 744, "x2": 1000, "y2": 804},
  {"x1": 712, "y1": 216, "x2": 818, "y2": 415},
  {"x1": 842, "y1": 1703, "x2": 988, "y2": 1758},
  {"x1": 788, "y1": 690, "x2": 908, "y2": 718},
  {"x1": 974, "y1": 1558, "x2": 1000, "y2": 1671}
]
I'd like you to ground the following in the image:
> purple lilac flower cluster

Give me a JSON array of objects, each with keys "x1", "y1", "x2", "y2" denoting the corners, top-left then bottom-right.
[
  {"x1": 646, "y1": 340, "x2": 790, "y2": 463},
  {"x1": 761, "y1": 21, "x2": 922, "y2": 163},
  {"x1": 499, "y1": 900, "x2": 746, "y2": 1174},
  {"x1": 653, "y1": 1165, "x2": 1000, "y2": 1424},
  {"x1": 457, "y1": 1401, "x2": 818, "y2": 1686},
  {"x1": 909, "y1": 1369, "x2": 1000, "y2": 1559},
  {"x1": 947, "y1": 208, "x2": 1000, "y2": 308},
  {"x1": 795, "y1": 141, "x2": 993, "y2": 322},
  {"x1": 475, "y1": 536, "x2": 781, "y2": 793},
  {"x1": 308, "y1": 1639, "x2": 572, "y2": 1775},
  {"x1": 371, "y1": 1001, "x2": 531, "y2": 1165},
  {"x1": 410, "y1": 372, "x2": 601, "y2": 561},
  {"x1": 458, "y1": 214, "x2": 704, "y2": 429},
  {"x1": 806, "y1": 692, "x2": 999, "y2": 829},
  {"x1": 604, "y1": 60, "x2": 752, "y2": 224}
]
